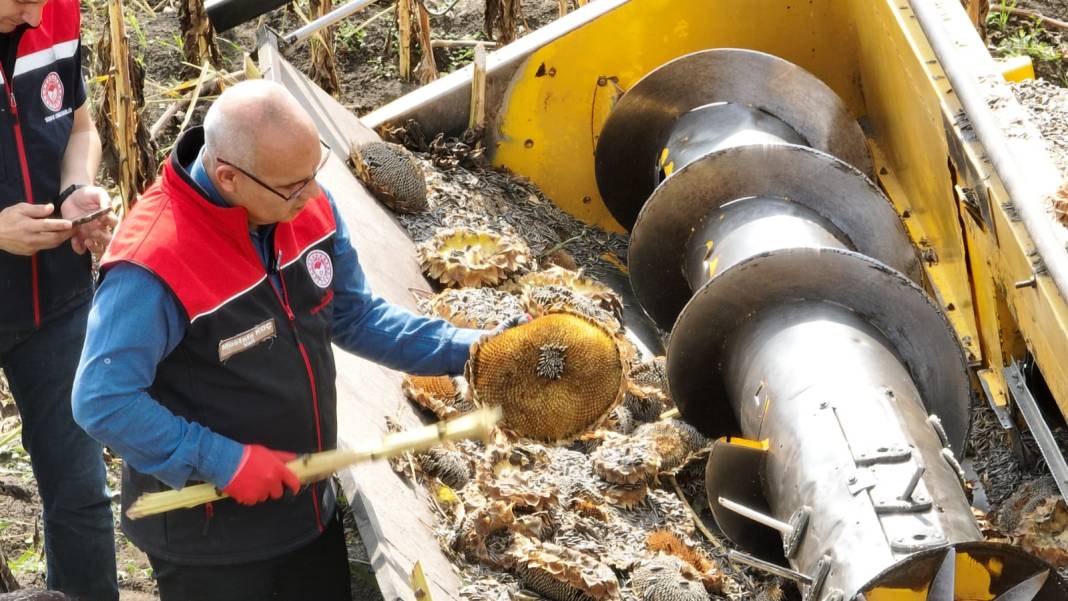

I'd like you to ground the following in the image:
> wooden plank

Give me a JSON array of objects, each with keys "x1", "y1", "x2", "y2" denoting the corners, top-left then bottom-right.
[{"x1": 260, "y1": 36, "x2": 462, "y2": 601}]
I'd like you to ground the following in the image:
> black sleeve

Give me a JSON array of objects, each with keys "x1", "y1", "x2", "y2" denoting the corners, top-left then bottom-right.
[{"x1": 73, "y1": 40, "x2": 86, "y2": 109}]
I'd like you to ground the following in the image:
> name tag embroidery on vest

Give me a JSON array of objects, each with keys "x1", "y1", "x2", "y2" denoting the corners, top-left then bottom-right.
[{"x1": 218, "y1": 318, "x2": 277, "y2": 362}]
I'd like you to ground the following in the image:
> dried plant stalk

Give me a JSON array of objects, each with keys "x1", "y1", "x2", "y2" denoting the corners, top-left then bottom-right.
[
  {"x1": 398, "y1": 0, "x2": 413, "y2": 80},
  {"x1": 126, "y1": 407, "x2": 501, "y2": 519},
  {"x1": 178, "y1": 0, "x2": 221, "y2": 75},
  {"x1": 469, "y1": 43, "x2": 486, "y2": 129},
  {"x1": 414, "y1": 1, "x2": 438, "y2": 85},
  {"x1": 308, "y1": 0, "x2": 342, "y2": 96},
  {"x1": 485, "y1": 0, "x2": 521, "y2": 44},
  {"x1": 97, "y1": 0, "x2": 158, "y2": 213}
]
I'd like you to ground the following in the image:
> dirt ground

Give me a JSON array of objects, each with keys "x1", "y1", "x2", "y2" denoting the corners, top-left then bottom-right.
[{"x1": 2, "y1": 0, "x2": 1068, "y2": 598}]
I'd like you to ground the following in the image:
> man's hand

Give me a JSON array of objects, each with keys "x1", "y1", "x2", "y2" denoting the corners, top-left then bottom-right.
[
  {"x1": 60, "y1": 186, "x2": 117, "y2": 256},
  {"x1": 484, "y1": 313, "x2": 532, "y2": 339},
  {"x1": 0, "y1": 203, "x2": 73, "y2": 256},
  {"x1": 222, "y1": 445, "x2": 301, "y2": 506}
]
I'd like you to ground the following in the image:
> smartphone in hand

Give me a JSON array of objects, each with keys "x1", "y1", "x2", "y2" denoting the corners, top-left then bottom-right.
[{"x1": 70, "y1": 206, "x2": 112, "y2": 226}]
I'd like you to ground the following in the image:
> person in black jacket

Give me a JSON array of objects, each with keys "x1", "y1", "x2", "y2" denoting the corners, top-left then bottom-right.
[{"x1": 0, "y1": 1, "x2": 118, "y2": 599}]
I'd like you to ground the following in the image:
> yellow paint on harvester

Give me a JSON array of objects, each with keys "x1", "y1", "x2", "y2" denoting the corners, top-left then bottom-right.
[
  {"x1": 718, "y1": 437, "x2": 769, "y2": 451},
  {"x1": 862, "y1": 552, "x2": 1000, "y2": 601},
  {"x1": 492, "y1": 0, "x2": 862, "y2": 232},
  {"x1": 997, "y1": 55, "x2": 1035, "y2": 83},
  {"x1": 956, "y1": 552, "x2": 997, "y2": 601},
  {"x1": 707, "y1": 255, "x2": 719, "y2": 279},
  {"x1": 865, "y1": 586, "x2": 926, "y2": 601}
]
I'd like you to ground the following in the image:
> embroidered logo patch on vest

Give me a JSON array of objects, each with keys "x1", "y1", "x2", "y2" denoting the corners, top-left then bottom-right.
[
  {"x1": 218, "y1": 318, "x2": 277, "y2": 363},
  {"x1": 306, "y1": 250, "x2": 333, "y2": 288},
  {"x1": 40, "y1": 72, "x2": 64, "y2": 113}
]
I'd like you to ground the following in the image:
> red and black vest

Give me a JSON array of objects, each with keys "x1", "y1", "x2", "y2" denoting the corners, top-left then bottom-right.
[
  {"x1": 0, "y1": 0, "x2": 91, "y2": 331},
  {"x1": 101, "y1": 130, "x2": 339, "y2": 564}
]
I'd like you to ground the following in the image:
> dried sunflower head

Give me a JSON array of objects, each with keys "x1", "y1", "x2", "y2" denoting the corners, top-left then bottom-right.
[
  {"x1": 510, "y1": 266, "x2": 624, "y2": 320},
  {"x1": 417, "y1": 228, "x2": 532, "y2": 288},
  {"x1": 427, "y1": 287, "x2": 526, "y2": 329},
  {"x1": 480, "y1": 468, "x2": 558, "y2": 511},
  {"x1": 350, "y1": 141, "x2": 428, "y2": 214},
  {"x1": 402, "y1": 375, "x2": 471, "y2": 419},
  {"x1": 456, "y1": 500, "x2": 518, "y2": 570},
  {"x1": 630, "y1": 356, "x2": 667, "y2": 389},
  {"x1": 623, "y1": 387, "x2": 667, "y2": 425},
  {"x1": 645, "y1": 530, "x2": 724, "y2": 594},
  {"x1": 591, "y1": 431, "x2": 661, "y2": 485},
  {"x1": 598, "y1": 479, "x2": 649, "y2": 509},
  {"x1": 512, "y1": 535, "x2": 621, "y2": 601},
  {"x1": 607, "y1": 405, "x2": 637, "y2": 434},
  {"x1": 522, "y1": 285, "x2": 621, "y2": 332},
  {"x1": 466, "y1": 312, "x2": 628, "y2": 442},
  {"x1": 633, "y1": 419, "x2": 709, "y2": 475},
  {"x1": 418, "y1": 447, "x2": 473, "y2": 489},
  {"x1": 630, "y1": 555, "x2": 709, "y2": 601}
]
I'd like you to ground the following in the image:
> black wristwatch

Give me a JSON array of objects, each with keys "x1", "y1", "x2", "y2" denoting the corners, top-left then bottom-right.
[{"x1": 57, "y1": 183, "x2": 85, "y2": 205}]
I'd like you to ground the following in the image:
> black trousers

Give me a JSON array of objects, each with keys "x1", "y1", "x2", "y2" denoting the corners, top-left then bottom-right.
[{"x1": 147, "y1": 512, "x2": 353, "y2": 601}]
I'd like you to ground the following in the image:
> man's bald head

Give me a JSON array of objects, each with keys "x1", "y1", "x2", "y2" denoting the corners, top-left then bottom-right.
[
  {"x1": 202, "y1": 80, "x2": 328, "y2": 227},
  {"x1": 203, "y1": 80, "x2": 319, "y2": 171}
]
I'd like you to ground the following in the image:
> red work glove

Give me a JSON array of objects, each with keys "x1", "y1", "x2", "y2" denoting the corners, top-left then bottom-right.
[{"x1": 222, "y1": 445, "x2": 300, "y2": 506}]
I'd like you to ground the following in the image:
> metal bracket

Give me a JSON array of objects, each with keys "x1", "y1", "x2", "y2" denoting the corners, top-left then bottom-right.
[
  {"x1": 872, "y1": 463, "x2": 933, "y2": 514},
  {"x1": 846, "y1": 471, "x2": 876, "y2": 496},
  {"x1": 873, "y1": 497, "x2": 934, "y2": 514},
  {"x1": 1004, "y1": 362, "x2": 1068, "y2": 500},
  {"x1": 802, "y1": 555, "x2": 832, "y2": 601},
  {"x1": 854, "y1": 445, "x2": 912, "y2": 466},
  {"x1": 890, "y1": 530, "x2": 946, "y2": 553}
]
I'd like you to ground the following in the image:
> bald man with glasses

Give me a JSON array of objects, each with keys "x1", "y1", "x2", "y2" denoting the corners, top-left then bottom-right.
[{"x1": 71, "y1": 80, "x2": 487, "y2": 600}]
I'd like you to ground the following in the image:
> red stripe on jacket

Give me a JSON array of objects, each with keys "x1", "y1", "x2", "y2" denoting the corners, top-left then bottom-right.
[{"x1": 15, "y1": 0, "x2": 79, "y2": 57}]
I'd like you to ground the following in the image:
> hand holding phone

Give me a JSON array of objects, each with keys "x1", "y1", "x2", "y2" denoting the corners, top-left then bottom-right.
[{"x1": 70, "y1": 206, "x2": 112, "y2": 227}]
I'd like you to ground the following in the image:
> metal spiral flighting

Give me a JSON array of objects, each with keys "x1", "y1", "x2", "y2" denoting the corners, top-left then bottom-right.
[{"x1": 595, "y1": 47, "x2": 1067, "y2": 601}]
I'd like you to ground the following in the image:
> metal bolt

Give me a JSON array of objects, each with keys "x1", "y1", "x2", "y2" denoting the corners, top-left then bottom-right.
[{"x1": 847, "y1": 476, "x2": 857, "y2": 485}]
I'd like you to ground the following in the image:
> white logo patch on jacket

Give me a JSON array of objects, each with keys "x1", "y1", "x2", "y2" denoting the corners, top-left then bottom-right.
[{"x1": 306, "y1": 250, "x2": 333, "y2": 288}]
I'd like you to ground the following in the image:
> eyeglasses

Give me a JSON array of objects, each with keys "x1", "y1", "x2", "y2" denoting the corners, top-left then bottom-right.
[{"x1": 217, "y1": 140, "x2": 332, "y2": 203}]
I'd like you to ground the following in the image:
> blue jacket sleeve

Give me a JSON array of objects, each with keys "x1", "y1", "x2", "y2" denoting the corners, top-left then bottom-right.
[
  {"x1": 72, "y1": 263, "x2": 245, "y2": 490},
  {"x1": 326, "y1": 190, "x2": 484, "y2": 375}
]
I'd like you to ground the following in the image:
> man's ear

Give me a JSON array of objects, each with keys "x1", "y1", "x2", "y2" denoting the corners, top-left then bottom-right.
[{"x1": 214, "y1": 164, "x2": 239, "y2": 194}]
